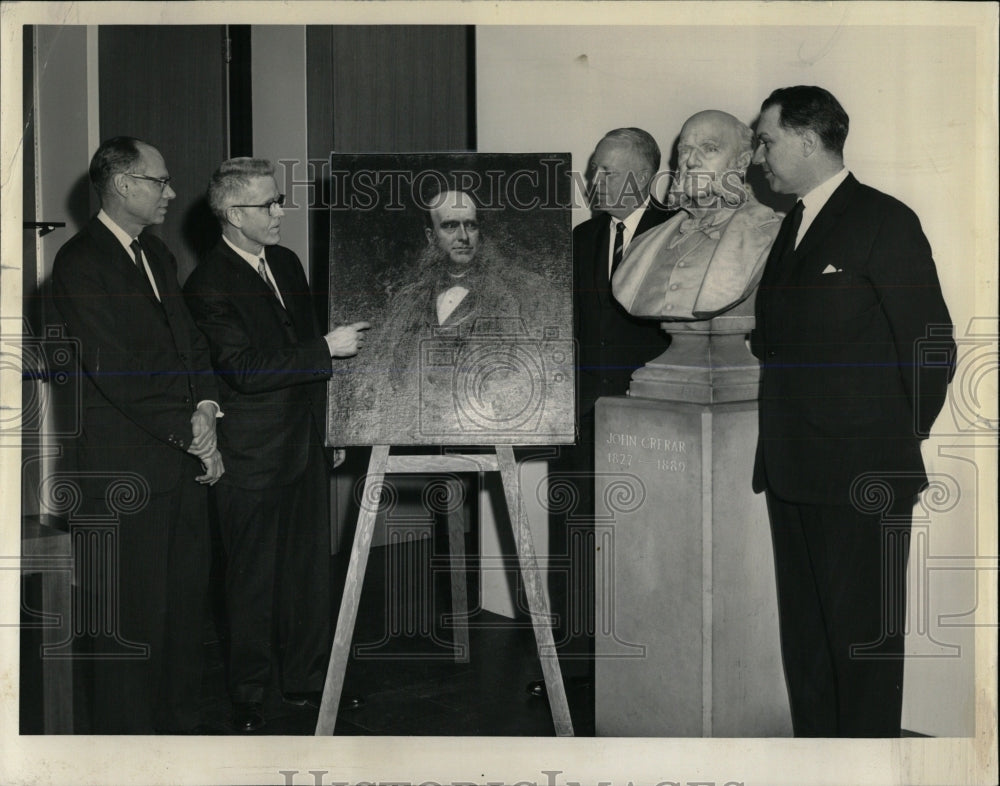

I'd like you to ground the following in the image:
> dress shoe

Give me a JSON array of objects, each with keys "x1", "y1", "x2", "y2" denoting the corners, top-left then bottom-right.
[
  {"x1": 232, "y1": 701, "x2": 265, "y2": 733},
  {"x1": 283, "y1": 691, "x2": 366, "y2": 710},
  {"x1": 282, "y1": 691, "x2": 323, "y2": 709},
  {"x1": 526, "y1": 675, "x2": 590, "y2": 697}
]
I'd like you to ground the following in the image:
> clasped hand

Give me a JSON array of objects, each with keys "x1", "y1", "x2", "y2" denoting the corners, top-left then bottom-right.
[{"x1": 188, "y1": 403, "x2": 225, "y2": 484}]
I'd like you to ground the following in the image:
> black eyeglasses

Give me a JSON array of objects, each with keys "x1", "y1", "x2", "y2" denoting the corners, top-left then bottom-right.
[
  {"x1": 229, "y1": 194, "x2": 286, "y2": 215},
  {"x1": 126, "y1": 173, "x2": 172, "y2": 191}
]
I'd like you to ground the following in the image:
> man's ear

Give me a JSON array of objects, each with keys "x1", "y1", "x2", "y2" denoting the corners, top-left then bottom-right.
[
  {"x1": 424, "y1": 226, "x2": 434, "y2": 245},
  {"x1": 111, "y1": 173, "x2": 130, "y2": 199},
  {"x1": 735, "y1": 150, "x2": 753, "y2": 170},
  {"x1": 225, "y1": 206, "x2": 242, "y2": 229},
  {"x1": 800, "y1": 129, "x2": 820, "y2": 158}
]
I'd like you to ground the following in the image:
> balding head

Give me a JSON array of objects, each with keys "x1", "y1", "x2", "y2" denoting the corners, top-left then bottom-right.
[
  {"x1": 424, "y1": 190, "x2": 480, "y2": 270},
  {"x1": 675, "y1": 110, "x2": 754, "y2": 206},
  {"x1": 681, "y1": 110, "x2": 754, "y2": 159}
]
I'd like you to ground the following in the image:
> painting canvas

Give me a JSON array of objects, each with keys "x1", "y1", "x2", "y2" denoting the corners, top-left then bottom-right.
[{"x1": 326, "y1": 153, "x2": 575, "y2": 446}]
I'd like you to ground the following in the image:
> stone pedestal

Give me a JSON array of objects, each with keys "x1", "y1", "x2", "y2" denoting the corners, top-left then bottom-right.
[
  {"x1": 629, "y1": 308, "x2": 760, "y2": 403},
  {"x1": 594, "y1": 312, "x2": 791, "y2": 737}
]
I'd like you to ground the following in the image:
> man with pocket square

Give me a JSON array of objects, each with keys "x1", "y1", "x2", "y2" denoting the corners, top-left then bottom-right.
[
  {"x1": 183, "y1": 158, "x2": 368, "y2": 732},
  {"x1": 750, "y1": 86, "x2": 956, "y2": 737}
]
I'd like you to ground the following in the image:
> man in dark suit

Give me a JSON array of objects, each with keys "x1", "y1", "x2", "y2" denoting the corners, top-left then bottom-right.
[
  {"x1": 183, "y1": 158, "x2": 368, "y2": 733},
  {"x1": 51, "y1": 136, "x2": 223, "y2": 733},
  {"x1": 574, "y1": 127, "x2": 677, "y2": 418},
  {"x1": 529, "y1": 129, "x2": 677, "y2": 694},
  {"x1": 750, "y1": 86, "x2": 956, "y2": 736}
]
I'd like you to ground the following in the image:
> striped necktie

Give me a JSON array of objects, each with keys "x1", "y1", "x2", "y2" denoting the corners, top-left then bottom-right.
[
  {"x1": 258, "y1": 258, "x2": 278, "y2": 297},
  {"x1": 611, "y1": 220, "x2": 626, "y2": 277}
]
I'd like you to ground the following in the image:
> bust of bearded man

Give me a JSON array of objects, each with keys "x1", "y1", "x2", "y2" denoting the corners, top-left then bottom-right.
[{"x1": 613, "y1": 110, "x2": 780, "y2": 322}]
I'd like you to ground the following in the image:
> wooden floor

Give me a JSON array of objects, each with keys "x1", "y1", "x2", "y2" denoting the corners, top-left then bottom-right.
[{"x1": 20, "y1": 532, "x2": 595, "y2": 736}]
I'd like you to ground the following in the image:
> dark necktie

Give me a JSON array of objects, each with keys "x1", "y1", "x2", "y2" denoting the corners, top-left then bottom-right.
[
  {"x1": 129, "y1": 238, "x2": 158, "y2": 301},
  {"x1": 610, "y1": 220, "x2": 626, "y2": 278},
  {"x1": 774, "y1": 200, "x2": 804, "y2": 262}
]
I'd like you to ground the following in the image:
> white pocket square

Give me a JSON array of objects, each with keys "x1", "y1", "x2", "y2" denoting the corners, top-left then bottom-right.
[{"x1": 821, "y1": 264, "x2": 843, "y2": 274}]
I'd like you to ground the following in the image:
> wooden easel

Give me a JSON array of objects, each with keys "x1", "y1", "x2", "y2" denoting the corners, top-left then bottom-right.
[{"x1": 314, "y1": 444, "x2": 574, "y2": 736}]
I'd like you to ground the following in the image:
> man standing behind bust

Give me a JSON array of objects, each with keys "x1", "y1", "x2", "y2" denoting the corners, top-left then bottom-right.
[
  {"x1": 184, "y1": 158, "x2": 368, "y2": 733},
  {"x1": 574, "y1": 127, "x2": 677, "y2": 419},
  {"x1": 751, "y1": 86, "x2": 955, "y2": 737},
  {"x1": 529, "y1": 129, "x2": 678, "y2": 693}
]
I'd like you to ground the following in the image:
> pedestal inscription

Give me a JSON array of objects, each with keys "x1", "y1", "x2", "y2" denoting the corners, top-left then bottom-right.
[{"x1": 595, "y1": 396, "x2": 791, "y2": 737}]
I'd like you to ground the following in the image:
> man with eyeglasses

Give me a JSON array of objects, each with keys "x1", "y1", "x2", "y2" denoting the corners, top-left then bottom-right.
[
  {"x1": 183, "y1": 157, "x2": 369, "y2": 733},
  {"x1": 51, "y1": 136, "x2": 223, "y2": 733}
]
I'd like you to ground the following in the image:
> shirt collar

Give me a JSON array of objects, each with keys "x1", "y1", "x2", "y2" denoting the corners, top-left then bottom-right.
[
  {"x1": 800, "y1": 167, "x2": 849, "y2": 217},
  {"x1": 97, "y1": 209, "x2": 139, "y2": 254},
  {"x1": 613, "y1": 198, "x2": 650, "y2": 235},
  {"x1": 223, "y1": 233, "x2": 267, "y2": 269}
]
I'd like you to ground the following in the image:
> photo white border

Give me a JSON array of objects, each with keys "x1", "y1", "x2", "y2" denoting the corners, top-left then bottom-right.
[{"x1": 1, "y1": 3, "x2": 996, "y2": 785}]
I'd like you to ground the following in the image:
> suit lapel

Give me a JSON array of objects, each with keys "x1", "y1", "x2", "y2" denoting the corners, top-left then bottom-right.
[
  {"x1": 760, "y1": 209, "x2": 799, "y2": 288},
  {"x1": 88, "y1": 219, "x2": 160, "y2": 303},
  {"x1": 592, "y1": 215, "x2": 612, "y2": 296},
  {"x1": 137, "y1": 231, "x2": 171, "y2": 302},
  {"x1": 266, "y1": 252, "x2": 312, "y2": 342},
  {"x1": 635, "y1": 202, "x2": 673, "y2": 236},
  {"x1": 223, "y1": 244, "x2": 305, "y2": 345},
  {"x1": 218, "y1": 241, "x2": 289, "y2": 317},
  {"x1": 790, "y1": 173, "x2": 858, "y2": 265}
]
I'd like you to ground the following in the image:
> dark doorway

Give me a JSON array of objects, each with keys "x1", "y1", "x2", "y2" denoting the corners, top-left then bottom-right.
[{"x1": 98, "y1": 25, "x2": 229, "y2": 283}]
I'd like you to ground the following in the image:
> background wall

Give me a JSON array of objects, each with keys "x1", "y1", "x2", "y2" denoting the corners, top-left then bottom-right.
[
  {"x1": 477, "y1": 23, "x2": 987, "y2": 737},
  {"x1": 12, "y1": 13, "x2": 993, "y2": 743},
  {"x1": 252, "y1": 26, "x2": 310, "y2": 275}
]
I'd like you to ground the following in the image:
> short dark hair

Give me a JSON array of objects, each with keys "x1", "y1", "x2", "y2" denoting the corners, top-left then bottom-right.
[
  {"x1": 89, "y1": 136, "x2": 144, "y2": 199},
  {"x1": 761, "y1": 86, "x2": 849, "y2": 156},
  {"x1": 601, "y1": 127, "x2": 661, "y2": 172}
]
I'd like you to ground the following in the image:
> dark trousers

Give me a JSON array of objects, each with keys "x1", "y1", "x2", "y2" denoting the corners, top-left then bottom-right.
[
  {"x1": 82, "y1": 476, "x2": 211, "y2": 733},
  {"x1": 765, "y1": 490, "x2": 914, "y2": 737},
  {"x1": 214, "y1": 439, "x2": 331, "y2": 704}
]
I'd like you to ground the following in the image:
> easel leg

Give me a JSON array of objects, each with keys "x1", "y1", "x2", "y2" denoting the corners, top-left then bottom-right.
[
  {"x1": 445, "y1": 477, "x2": 470, "y2": 663},
  {"x1": 496, "y1": 446, "x2": 575, "y2": 737},
  {"x1": 315, "y1": 445, "x2": 390, "y2": 735}
]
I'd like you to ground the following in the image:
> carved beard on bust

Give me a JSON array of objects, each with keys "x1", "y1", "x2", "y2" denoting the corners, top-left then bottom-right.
[{"x1": 671, "y1": 156, "x2": 749, "y2": 212}]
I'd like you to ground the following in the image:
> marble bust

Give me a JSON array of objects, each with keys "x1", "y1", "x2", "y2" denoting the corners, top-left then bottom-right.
[{"x1": 613, "y1": 110, "x2": 780, "y2": 322}]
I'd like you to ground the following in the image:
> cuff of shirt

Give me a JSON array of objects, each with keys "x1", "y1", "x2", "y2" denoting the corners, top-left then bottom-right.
[{"x1": 196, "y1": 400, "x2": 225, "y2": 418}]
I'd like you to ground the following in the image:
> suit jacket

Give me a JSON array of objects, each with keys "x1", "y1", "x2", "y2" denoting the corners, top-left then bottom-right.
[
  {"x1": 183, "y1": 241, "x2": 332, "y2": 490},
  {"x1": 613, "y1": 196, "x2": 780, "y2": 320},
  {"x1": 344, "y1": 260, "x2": 570, "y2": 445},
  {"x1": 751, "y1": 174, "x2": 955, "y2": 504},
  {"x1": 573, "y1": 201, "x2": 677, "y2": 415},
  {"x1": 50, "y1": 217, "x2": 218, "y2": 494}
]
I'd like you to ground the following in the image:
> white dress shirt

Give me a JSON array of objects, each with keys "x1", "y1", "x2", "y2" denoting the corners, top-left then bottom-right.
[
  {"x1": 607, "y1": 199, "x2": 650, "y2": 278},
  {"x1": 436, "y1": 284, "x2": 469, "y2": 324},
  {"x1": 222, "y1": 234, "x2": 286, "y2": 308},
  {"x1": 97, "y1": 209, "x2": 161, "y2": 301},
  {"x1": 97, "y1": 210, "x2": 221, "y2": 418},
  {"x1": 795, "y1": 167, "x2": 850, "y2": 248}
]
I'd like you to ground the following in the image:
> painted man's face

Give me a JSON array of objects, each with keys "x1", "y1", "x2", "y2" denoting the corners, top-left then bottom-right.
[{"x1": 426, "y1": 190, "x2": 480, "y2": 268}]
